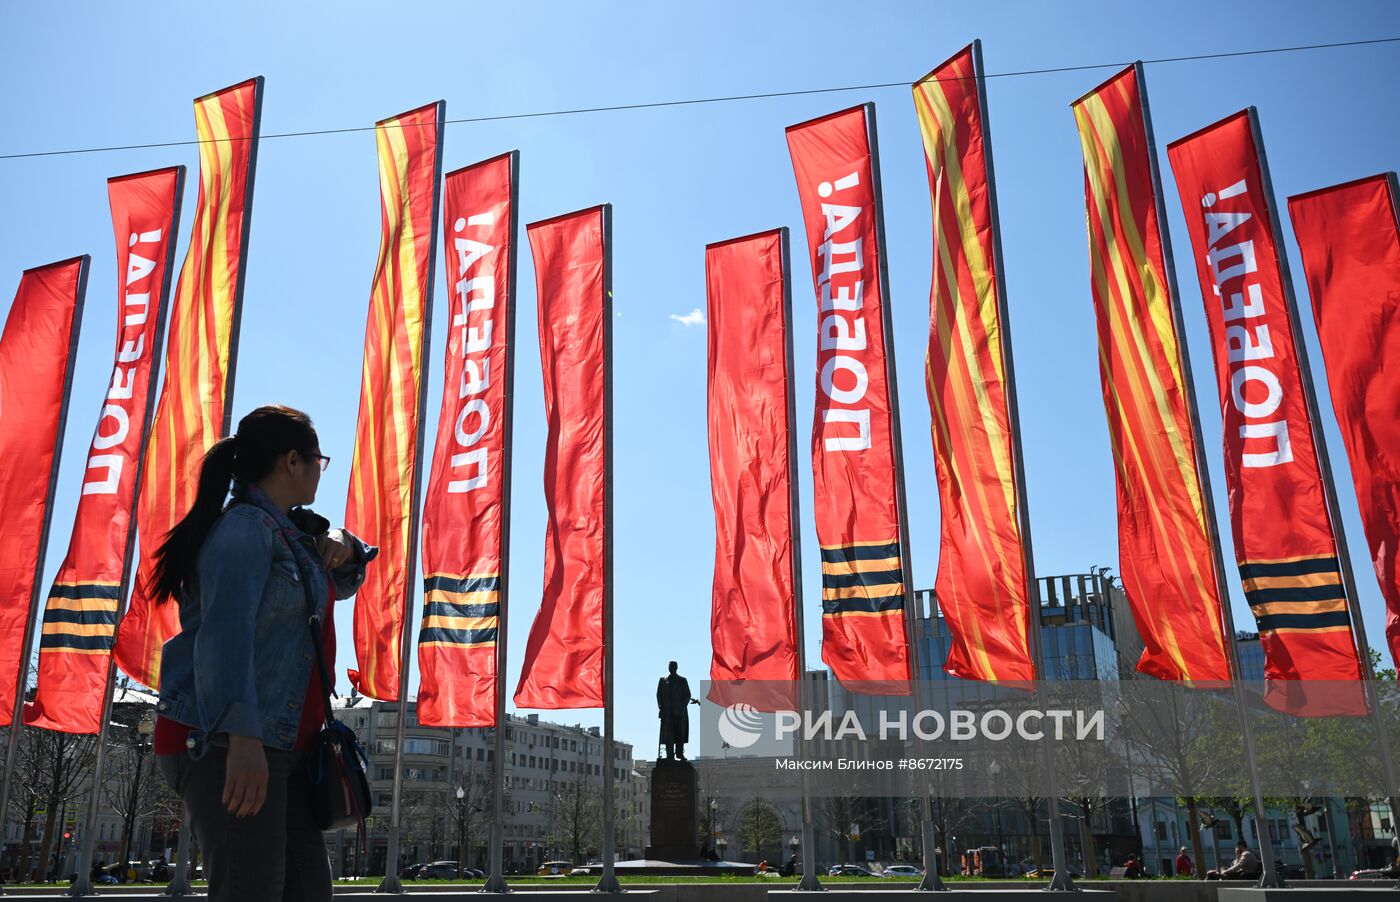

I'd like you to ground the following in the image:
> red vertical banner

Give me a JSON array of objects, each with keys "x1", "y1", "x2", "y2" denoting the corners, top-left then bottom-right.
[
  {"x1": 705, "y1": 229, "x2": 801, "y2": 711},
  {"x1": 114, "y1": 78, "x2": 263, "y2": 690},
  {"x1": 417, "y1": 152, "x2": 517, "y2": 727},
  {"x1": 1071, "y1": 66, "x2": 1231, "y2": 681},
  {"x1": 0, "y1": 256, "x2": 89, "y2": 723},
  {"x1": 513, "y1": 206, "x2": 609, "y2": 709},
  {"x1": 26, "y1": 169, "x2": 184, "y2": 733},
  {"x1": 1289, "y1": 173, "x2": 1400, "y2": 666},
  {"x1": 786, "y1": 104, "x2": 912, "y2": 690},
  {"x1": 346, "y1": 102, "x2": 445, "y2": 701},
  {"x1": 912, "y1": 45, "x2": 1035, "y2": 683},
  {"x1": 1166, "y1": 111, "x2": 1363, "y2": 700}
]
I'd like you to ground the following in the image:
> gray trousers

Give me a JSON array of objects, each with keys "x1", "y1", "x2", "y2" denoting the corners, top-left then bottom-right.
[{"x1": 158, "y1": 745, "x2": 332, "y2": 902}]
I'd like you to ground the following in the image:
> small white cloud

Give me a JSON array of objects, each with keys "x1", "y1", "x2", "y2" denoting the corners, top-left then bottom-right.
[{"x1": 669, "y1": 308, "x2": 704, "y2": 327}]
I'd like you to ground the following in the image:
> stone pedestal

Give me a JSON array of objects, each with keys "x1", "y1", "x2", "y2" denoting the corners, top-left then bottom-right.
[{"x1": 645, "y1": 760, "x2": 699, "y2": 861}]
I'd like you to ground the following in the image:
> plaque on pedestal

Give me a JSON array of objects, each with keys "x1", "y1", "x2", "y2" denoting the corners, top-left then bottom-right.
[{"x1": 644, "y1": 761, "x2": 698, "y2": 861}]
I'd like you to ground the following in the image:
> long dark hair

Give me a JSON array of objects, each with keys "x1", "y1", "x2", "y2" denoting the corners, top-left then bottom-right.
[{"x1": 152, "y1": 404, "x2": 319, "y2": 603}]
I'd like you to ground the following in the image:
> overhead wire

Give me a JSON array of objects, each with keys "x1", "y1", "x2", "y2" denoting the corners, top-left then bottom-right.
[{"x1": 0, "y1": 36, "x2": 1396, "y2": 161}]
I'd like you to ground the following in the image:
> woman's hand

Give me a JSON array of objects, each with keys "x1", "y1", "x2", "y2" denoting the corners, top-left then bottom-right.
[
  {"x1": 223, "y1": 734, "x2": 269, "y2": 817},
  {"x1": 316, "y1": 529, "x2": 354, "y2": 570}
]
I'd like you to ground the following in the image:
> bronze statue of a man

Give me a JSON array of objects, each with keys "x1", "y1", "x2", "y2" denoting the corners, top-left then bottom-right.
[{"x1": 657, "y1": 660, "x2": 699, "y2": 761}]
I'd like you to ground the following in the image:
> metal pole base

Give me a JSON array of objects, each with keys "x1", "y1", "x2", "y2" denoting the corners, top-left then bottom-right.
[
  {"x1": 1257, "y1": 868, "x2": 1286, "y2": 889},
  {"x1": 480, "y1": 873, "x2": 511, "y2": 893},
  {"x1": 1046, "y1": 871, "x2": 1076, "y2": 892},
  {"x1": 796, "y1": 871, "x2": 825, "y2": 892},
  {"x1": 375, "y1": 875, "x2": 404, "y2": 893},
  {"x1": 65, "y1": 876, "x2": 93, "y2": 897},
  {"x1": 163, "y1": 875, "x2": 193, "y2": 897},
  {"x1": 164, "y1": 820, "x2": 193, "y2": 896},
  {"x1": 591, "y1": 871, "x2": 623, "y2": 894},
  {"x1": 915, "y1": 817, "x2": 945, "y2": 891}
]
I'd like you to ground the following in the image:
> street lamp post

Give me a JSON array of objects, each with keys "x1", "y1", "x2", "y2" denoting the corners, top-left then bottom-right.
[
  {"x1": 716, "y1": 835, "x2": 727, "y2": 863},
  {"x1": 788, "y1": 834, "x2": 798, "y2": 874},
  {"x1": 455, "y1": 786, "x2": 466, "y2": 880},
  {"x1": 988, "y1": 760, "x2": 1006, "y2": 874},
  {"x1": 120, "y1": 715, "x2": 155, "y2": 874}
]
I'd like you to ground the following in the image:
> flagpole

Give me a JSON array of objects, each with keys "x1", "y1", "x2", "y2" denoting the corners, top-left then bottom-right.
[
  {"x1": 0, "y1": 256, "x2": 89, "y2": 893},
  {"x1": 594, "y1": 203, "x2": 622, "y2": 895},
  {"x1": 1137, "y1": 65, "x2": 1282, "y2": 888},
  {"x1": 765, "y1": 227, "x2": 824, "y2": 893},
  {"x1": 69, "y1": 168, "x2": 186, "y2": 899},
  {"x1": 378, "y1": 101, "x2": 445, "y2": 895},
  {"x1": 1253, "y1": 114, "x2": 1400, "y2": 829},
  {"x1": 972, "y1": 39, "x2": 1075, "y2": 893},
  {"x1": 859, "y1": 101, "x2": 945, "y2": 893},
  {"x1": 482, "y1": 149, "x2": 520, "y2": 896}
]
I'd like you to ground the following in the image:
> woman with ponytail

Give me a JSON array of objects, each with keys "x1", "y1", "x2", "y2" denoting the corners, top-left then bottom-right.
[{"x1": 152, "y1": 405, "x2": 376, "y2": 902}]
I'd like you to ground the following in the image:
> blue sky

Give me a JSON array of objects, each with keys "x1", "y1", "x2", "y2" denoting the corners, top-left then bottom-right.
[{"x1": 2, "y1": 2, "x2": 1398, "y2": 755}]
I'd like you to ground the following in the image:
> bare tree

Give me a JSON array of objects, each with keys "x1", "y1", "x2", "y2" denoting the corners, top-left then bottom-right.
[
  {"x1": 453, "y1": 757, "x2": 492, "y2": 869},
  {"x1": 1113, "y1": 684, "x2": 1238, "y2": 878},
  {"x1": 14, "y1": 726, "x2": 97, "y2": 881},
  {"x1": 816, "y1": 794, "x2": 884, "y2": 870},
  {"x1": 549, "y1": 781, "x2": 601, "y2": 865},
  {"x1": 100, "y1": 719, "x2": 163, "y2": 865}
]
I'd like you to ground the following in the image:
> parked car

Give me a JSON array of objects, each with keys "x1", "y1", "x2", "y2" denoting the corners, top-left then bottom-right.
[
  {"x1": 883, "y1": 864, "x2": 924, "y2": 877},
  {"x1": 399, "y1": 861, "x2": 427, "y2": 879},
  {"x1": 417, "y1": 861, "x2": 462, "y2": 879},
  {"x1": 537, "y1": 860, "x2": 573, "y2": 876},
  {"x1": 827, "y1": 865, "x2": 886, "y2": 877}
]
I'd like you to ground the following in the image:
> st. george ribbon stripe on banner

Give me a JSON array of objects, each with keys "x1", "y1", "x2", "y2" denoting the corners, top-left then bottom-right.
[
  {"x1": 513, "y1": 206, "x2": 609, "y2": 710},
  {"x1": 27, "y1": 167, "x2": 184, "y2": 733},
  {"x1": 417, "y1": 151, "x2": 518, "y2": 727},
  {"x1": 0, "y1": 257, "x2": 89, "y2": 723},
  {"x1": 912, "y1": 43, "x2": 1035, "y2": 684},
  {"x1": 705, "y1": 228, "x2": 801, "y2": 712},
  {"x1": 1070, "y1": 65, "x2": 1231, "y2": 682},
  {"x1": 1166, "y1": 110, "x2": 1363, "y2": 714},
  {"x1": 346, "y1": 101, "x2": 444, "y2": 701},
  {"x1": 1288, "y1": 173, "x2": 1400, "y2": 667},
  {"x1": 786, "y1": 104, "x2": 912, "y2": 692},
  {"x1": 114, "y1": 78, "x2": 263, "y2": 691}
]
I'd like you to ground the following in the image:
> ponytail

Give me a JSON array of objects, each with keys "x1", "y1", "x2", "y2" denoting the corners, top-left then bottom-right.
[
  {"x1": 150, "y1": 436, "x2": 239, "y2": 603},
  {"x1": 150, "y1": 404, "x2": 318, "y2": 603}
]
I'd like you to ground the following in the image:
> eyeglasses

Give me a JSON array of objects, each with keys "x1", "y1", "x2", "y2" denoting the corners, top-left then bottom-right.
[{"x1": 310, "y1": 453, "x2": 331, "y2": 472}]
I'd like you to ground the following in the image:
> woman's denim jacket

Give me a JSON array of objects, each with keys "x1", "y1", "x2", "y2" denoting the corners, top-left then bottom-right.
[{"x1": 155, "y1": 500, "x2": 375, "y2": 754}]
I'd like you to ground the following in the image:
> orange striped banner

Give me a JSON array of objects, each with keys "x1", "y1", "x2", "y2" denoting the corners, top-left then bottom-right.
[
  {"x1": 346, "y1": 102, "x2": 445, "y2": 701},
  {"x1": 113, "y1": 79, "x2": 263, "y2": 690},
  {"x1": 913, "y1": 44, "x2": 1034, "y2": 683},
  {"x1": 1071, "y1": 66, "x2": 1230, "y2": 682}
]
